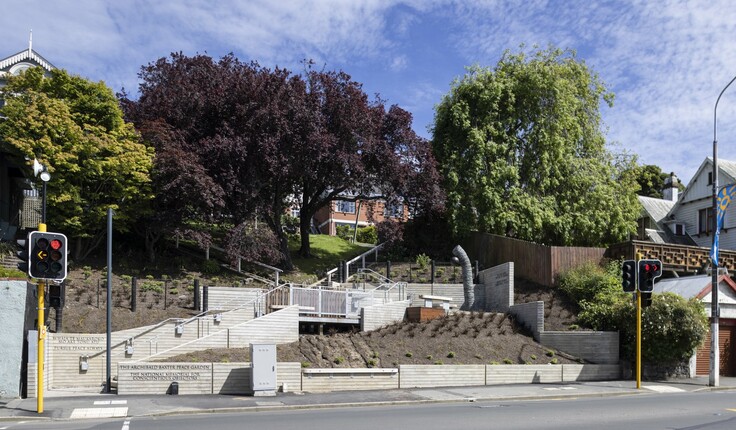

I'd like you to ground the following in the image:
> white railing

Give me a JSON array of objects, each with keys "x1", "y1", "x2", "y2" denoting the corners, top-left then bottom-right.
[{"x1": 320, "y1": 243, "x2": 384, "y2": 287}]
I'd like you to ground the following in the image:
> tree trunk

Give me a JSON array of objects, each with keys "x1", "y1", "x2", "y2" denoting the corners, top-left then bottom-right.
[
  {"x1": 298, "y1": 212, "x2": 312, "y2": 258},
  {"x1": 279, "y1": 232, "x2": 294, "y2": 271}
]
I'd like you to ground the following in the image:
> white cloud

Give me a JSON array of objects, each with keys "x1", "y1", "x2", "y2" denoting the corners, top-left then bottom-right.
[{"x1": 3, "y1": 0, "x2": 736, "y2": 184}]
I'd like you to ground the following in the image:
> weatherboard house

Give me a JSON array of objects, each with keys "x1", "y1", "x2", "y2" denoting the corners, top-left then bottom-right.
[
  {"x1": 0, "y1": 42, "x2": 55, "y2": 243},
  {"x1": 637, "y1": 158, "x2": 736, "y2": 252},
  {"x1": 632, "y1": 157, "x2": 736, "y2": 377}
]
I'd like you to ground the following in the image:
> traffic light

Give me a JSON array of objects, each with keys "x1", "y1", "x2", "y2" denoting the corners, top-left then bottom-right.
[
  {"x1": 622, "y1": 260, "x2": 637, "y2": 292},
  {"x1": 28, "y1": 231, "x2": 67, "y2": 281},
  {"x1": 638, "y1": 259, "x2": 662, "y2": 292},
  {"x1": 641, "y1": 292, "x2": 653, "y2": 308},
  {"x1": 16, "y1": 236, "x2": 29, "y2": 274}
]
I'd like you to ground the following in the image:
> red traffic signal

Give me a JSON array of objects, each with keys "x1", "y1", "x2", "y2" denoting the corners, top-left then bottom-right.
[
  {"x1": 28, "y1": 231, "x2": 68, "y2": 281},
  {"x1": 638, "y1": 259, "x2": 662, "y2": 292}
]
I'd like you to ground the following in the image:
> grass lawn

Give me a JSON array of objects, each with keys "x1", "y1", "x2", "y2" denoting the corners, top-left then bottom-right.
[{"x1": 285, "y1": 235, "x2": 370, "y2": 283}]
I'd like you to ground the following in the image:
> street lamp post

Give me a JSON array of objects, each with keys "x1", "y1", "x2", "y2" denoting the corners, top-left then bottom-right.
[{"x1": 710, "y1": 74, "x2": 736, "y2": 387}]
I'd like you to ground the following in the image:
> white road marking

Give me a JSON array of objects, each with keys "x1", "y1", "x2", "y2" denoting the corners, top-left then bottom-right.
[
  {"x1": 122, "y1": 419, "x2": 131, "y2": 430},
  {"x1": 94, "y1": 400, "x2": 127, "y2": 405},
  {"x1": 643, "y1": 385, "x2": 685, "y2": 393},
  {"x1": 542, "y1": 386, "x2": 578, "y2": 391},
  {"x1": 70, "y1": 407, "x2": 128, "y2": 419}
]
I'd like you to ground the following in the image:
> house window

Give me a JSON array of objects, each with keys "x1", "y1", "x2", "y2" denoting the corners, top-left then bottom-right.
[
  {"x1": 384, "y1": 202, "x2": 404, "y2": 218},
  {"x1": 291, "y1": 207, "x2": 300, "y2": 218},
  {"x1": 698, "y1": 208, "x2": 714, "y2": 234},
  {"x1": 708, "y1": 172, "x2": 713, "y2": 186},
  {"x1": 674, "y1": 223, "x2": 686, "y2": 236},
  {"x1": 335, "y1": 200, "x2": 356, "y2": 214}
]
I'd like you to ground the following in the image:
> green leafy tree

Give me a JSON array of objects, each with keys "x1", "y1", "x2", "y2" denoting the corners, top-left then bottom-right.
[
  {"x1": 432, "y1": 47, "x2": 639, "y2": 246},
  {"x1": 633, "y1": 164, "x2": 684, "y2": 199},
  {"x1": 0, "y1": 68, "x2": 153, "y2": 261}
]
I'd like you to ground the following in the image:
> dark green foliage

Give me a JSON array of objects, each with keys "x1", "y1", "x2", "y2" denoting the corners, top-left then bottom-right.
[
  {"x1": 558, "y1": 261, "x2": 708, "y2": 363},
  {"x1": 356, "y1": 226, "x2": 377, "y2": 244}
]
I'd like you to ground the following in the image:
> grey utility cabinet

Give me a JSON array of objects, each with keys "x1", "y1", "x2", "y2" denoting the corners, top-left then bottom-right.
[{"x1": 251, "y1": 344, "x2": 277, "y2": 396}]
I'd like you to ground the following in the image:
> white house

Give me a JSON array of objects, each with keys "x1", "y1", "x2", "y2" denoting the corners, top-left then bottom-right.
[
  {"x1": 638, "y1": 158, "x2": 736, "y2": 252},
  {"x1": 654, "y1": 274, "x2": 736, "y2": 377}
]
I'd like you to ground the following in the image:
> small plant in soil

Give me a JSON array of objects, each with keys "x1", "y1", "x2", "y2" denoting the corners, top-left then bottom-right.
[
  {"x1": 447, "y1": 351, "x2": 456, "y2": 358},
  {"x1": 503, "y1": 358, "x2": 513, "y2": 364}
]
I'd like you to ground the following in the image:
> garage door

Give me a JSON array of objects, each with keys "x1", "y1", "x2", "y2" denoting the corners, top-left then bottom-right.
[{"x1": 696, "y1": 323, "x2": 736, "y2": 376}]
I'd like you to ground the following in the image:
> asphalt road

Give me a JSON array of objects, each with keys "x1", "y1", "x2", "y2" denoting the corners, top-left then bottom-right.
[{"x1": 4, "y1": 390, "x2": 736, "y2": 430}]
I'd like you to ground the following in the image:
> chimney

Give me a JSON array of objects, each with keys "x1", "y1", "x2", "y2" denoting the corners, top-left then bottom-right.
[{"x1": 663, "y1": 172, "x2": 679, "y2": 202}]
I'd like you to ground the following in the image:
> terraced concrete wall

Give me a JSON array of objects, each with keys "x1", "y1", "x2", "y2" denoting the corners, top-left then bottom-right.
[
  {"x1": 486, "y1": 365, "x2": 563, "y2": 384},
  {"x1": 143, "y1": 306, "x2": 299, "y2": 360},
  {"x1": 509, "y1": 301, "x2": 544, "y2": 341},
  {"x1": 479, "y1": 262, "x2": 514, "y2": 312},
  {"x1": 361, "y1": 300, "x2": 410, "y2": 331},
  {"x1": 399, "y1": 364, "x2": 486, "y2": 388},
  {"x1": 107, "y1": 363, "x2": 621, "y2": 396},
  {"x1": 540, "y1": 332, "x2": 620, "y2": 364},
  {"x1": 302, "y1": 368, "x2": 399, "y2": 392}
]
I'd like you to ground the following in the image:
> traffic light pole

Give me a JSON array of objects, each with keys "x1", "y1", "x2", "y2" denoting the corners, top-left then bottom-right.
[
  {"x1": 37, "y1": 222, "x2": 46, "y2": 414},
  {"x1": 636, "y1": 289, "x2": 642, "y2": 389}
]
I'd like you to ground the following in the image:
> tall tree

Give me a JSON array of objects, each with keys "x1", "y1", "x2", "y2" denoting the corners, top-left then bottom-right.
[
  {"x1": 125, "y1": 54, "x2": 443, "y2": 268},
  {"x1": 432, "y1": 47, "x2": 639, "y2": 246},
  {"x1": 1, "y1": 67, "x2": 153, "y2": 260},
  {"x1": 293, "y1": 68, "x2": 443, "y2": 258},
  {"x1": 633, "y1": 164, "x2": 683, "y2": 199}
]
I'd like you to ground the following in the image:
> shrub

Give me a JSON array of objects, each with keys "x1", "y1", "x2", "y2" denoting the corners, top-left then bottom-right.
[
  {"x1": 447, "y1": 351, "x2": 456, "y2": 358},
  {"x1": 415, "y1": 253, "x2": 431, "y2": 270},
  {"x1": 200, "y1": 259, "x2": 220, "y2": 275},
  {"x1": 333, "y1": 356, "x2": 345, "y2": 364},
  {"x1": 563, "y1": 261, "x2": 708, "y2": 364},
  {"x1": 558, "y1": 260, "x2": 620, "y2": 304},
  {"x1": 503, "y1": 358, "x2": 513, "y2": 364},
  {"x1": 405, "y1": 352, "x2": 413, "y2": 358},
  {"x1": 356, "y1": 226, "x2": 378, "y2": 244},
  {"x1": 336, "y1": 225, "x2": 353, "y2": 242}
]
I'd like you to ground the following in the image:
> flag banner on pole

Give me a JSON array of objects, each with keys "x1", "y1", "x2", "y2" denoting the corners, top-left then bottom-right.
[{"x1": 712, "y1": 183, "x2": 736, "y2": 264}]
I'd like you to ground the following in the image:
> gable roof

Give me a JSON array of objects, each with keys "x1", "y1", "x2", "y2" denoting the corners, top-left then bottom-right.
[
  {"x1": 653, "y1": 274, "x2": 736, "y2": 299},
  {"x1": 667, "y1": 157, "x2": 736, "y2": 219},
  {"x1": 639, "y1": 195, "x2": 675, "y2": 224},
  {"x1": 0, "y1": 48, "x2": 54, "y2": 75}
]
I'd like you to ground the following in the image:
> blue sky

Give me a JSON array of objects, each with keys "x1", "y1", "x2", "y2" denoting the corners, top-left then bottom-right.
[{"x1": 3, "y1": 0, "x2": 736, "y2": 184}]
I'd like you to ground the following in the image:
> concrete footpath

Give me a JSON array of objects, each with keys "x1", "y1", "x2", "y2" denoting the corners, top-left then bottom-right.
[{"x1": 1, "y1": 377, "x2": 735, "y2": 422}]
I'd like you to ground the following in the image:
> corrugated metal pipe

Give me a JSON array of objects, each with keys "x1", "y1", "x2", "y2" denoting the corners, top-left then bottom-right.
[{"x1": 452, "y1": 245, "x2": 474, "y2": 310}]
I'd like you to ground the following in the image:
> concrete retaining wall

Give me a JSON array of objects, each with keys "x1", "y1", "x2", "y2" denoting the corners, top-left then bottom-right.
[
  {"x1": 117, "y1": 361, "x2": 302, "y2": 395},
  {"x1": 108, "y1": 363, "x2": 621, "y2": 396},
  {"x1": 540, "y1": 332, "x2": 620, "y2": 364},
  {"x1": 563, "y1": 364, "x2": 621, "y2": 381},
  {"x1": 361, "y1": 300, "x2": 410, "y2": 331},
  {"x1": 201, "y1": 287, "x2": 265, "y2": 311},
  {"x1": 0, "y1": 280, "x2": 33, "y2": 398},
  {"x1": 509, "y1": 301, "x2": 544, "y2": 340},
  {"x1": 302, "y1": 368, "x2": 399, "y2": 392},
  {"x1": 486, "y1": 365, "x2": 563, "y2": 384},
  {"x1": 144, "y1": 306, "x2": 299, "y2": 360},
  {"x1": 479, "y1": 263, "x2": 514, "y2": 312},
  {"x1": 399, "y1": 364, "x2": 486, "y2": 388}
]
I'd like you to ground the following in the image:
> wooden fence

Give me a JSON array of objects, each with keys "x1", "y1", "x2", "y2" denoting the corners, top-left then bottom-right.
[{"x1": 466, "y1": 233, "x2": 606, "y2": 286}]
